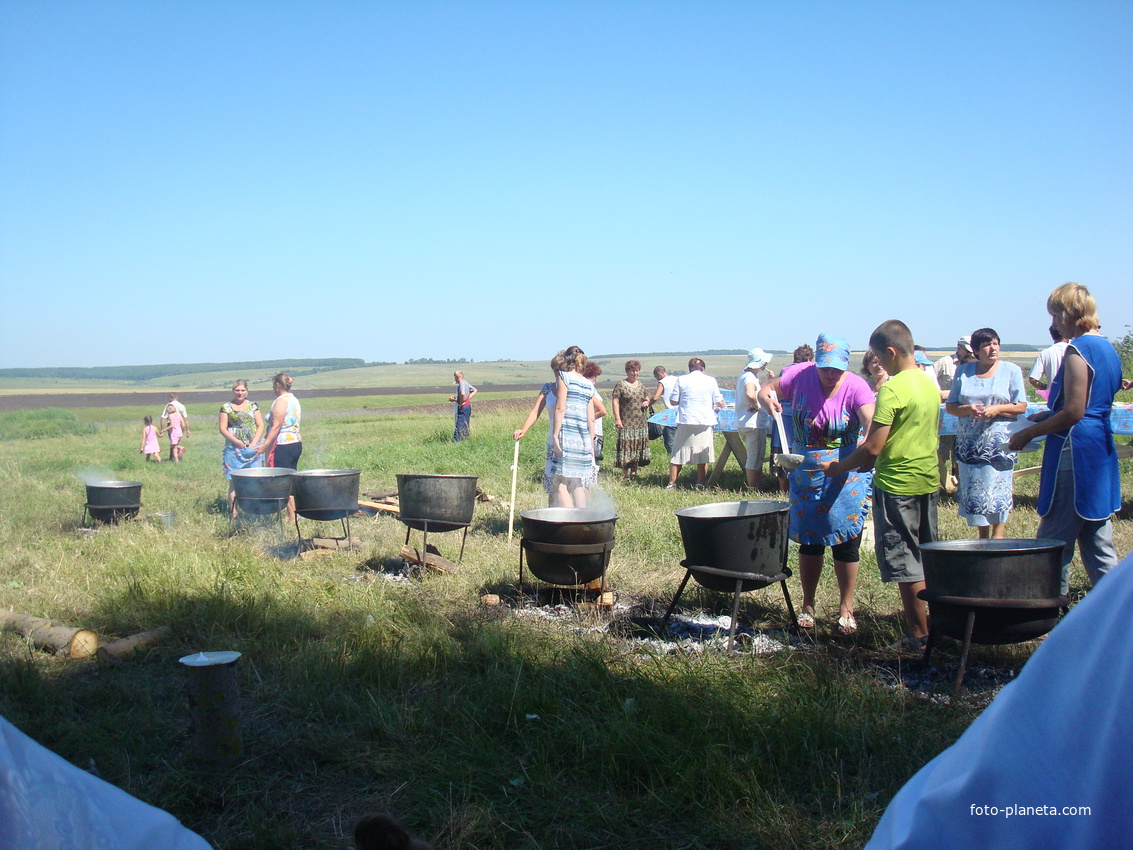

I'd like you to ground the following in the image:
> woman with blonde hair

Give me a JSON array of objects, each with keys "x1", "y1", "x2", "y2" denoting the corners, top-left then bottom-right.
[
  {"x1": 549, "y1": 346, "x2": 606, "y2": 507},
  {"x1": 254, "y1": 373, "x2": 302, "y2": 521},
  {"x1": 1009, "y1": 282, "x2": 1123, "y2": 595},
  {"x1": 218, "y1": 379, "x2": 265, "y2": 517}
]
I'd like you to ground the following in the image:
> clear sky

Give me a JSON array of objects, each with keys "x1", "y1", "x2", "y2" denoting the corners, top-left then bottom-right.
[{"x1": 2, "y1": 1, "x2": 1130, "y2": 369}]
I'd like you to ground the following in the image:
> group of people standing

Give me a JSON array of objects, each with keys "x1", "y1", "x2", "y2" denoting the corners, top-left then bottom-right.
[{"x1": 511, "y1": 283, "x2": 1124, "y2": 648}]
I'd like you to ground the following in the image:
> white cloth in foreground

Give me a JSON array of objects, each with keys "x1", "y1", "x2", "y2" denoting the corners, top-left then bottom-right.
[
  {"x1": 866, "y1": 552, "x2": 1133, "y2": 849},
  {"x1": 0, "y1": 716, "x2": 212, "y2": 850}
]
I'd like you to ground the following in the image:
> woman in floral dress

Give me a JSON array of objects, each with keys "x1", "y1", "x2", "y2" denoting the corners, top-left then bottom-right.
[
  {"x1": 218, "y1": 379, "x2": 265, "y2": 517},
  {"x1": 947, "y1": 327, "x2": 1027, "y2": 539},
  {"x1": 611, "y1": 359, "x2": 651, "y2": 479}
]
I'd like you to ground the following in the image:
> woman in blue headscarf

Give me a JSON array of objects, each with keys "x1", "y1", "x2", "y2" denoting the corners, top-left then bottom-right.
[{"x1": 759, "y1": 333, "x2": 875, "y2": 635}]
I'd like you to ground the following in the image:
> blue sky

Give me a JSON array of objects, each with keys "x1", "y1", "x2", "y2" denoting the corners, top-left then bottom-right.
[{"x1": 2, "y1": 1, "x2": 1130, "y2": 369}]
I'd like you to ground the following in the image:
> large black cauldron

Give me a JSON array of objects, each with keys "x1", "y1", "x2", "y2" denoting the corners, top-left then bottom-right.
[
  {"x1": 920, "y1": 538, "x2": 1068, "y2": 691},
  {"x1": 674, "y1": 500, "x2": 791, "y2": 592},
  {"x1": 396, "y1": 474, "x2": 478, "y2": 532},
  {"x1": 230, "y1": 468, "x2": 294, "y2": 515},
  {"x1": 397, "y1": 474, "x2": 479, "y2": 564},
  {"x1": 84, "y1": 481, "x2": 143, "y2": 524},
  {"x1": 921, "y1": 538, "x2": 1065, "y2": 644},
  {"x1": 663, "y1": 501, "x2": 796, "y2": 649},
  {"x1": 519, "y1": 508, "x2": 618, "y2": 586},
  {"x1": 292, "y1": 469, "x2": 361, "y2": 522}
]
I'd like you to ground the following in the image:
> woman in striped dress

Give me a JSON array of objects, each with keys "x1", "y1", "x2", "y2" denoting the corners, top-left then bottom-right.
[{"x1": 549, "y1": 345, "x2": 606, "y2": 507}]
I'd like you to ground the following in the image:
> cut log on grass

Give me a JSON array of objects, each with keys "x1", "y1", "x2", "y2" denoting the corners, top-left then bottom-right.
[
  {"x1": 0, "y1": 611, "x2": 99, "y2": 659},
  {"x1": 309, "y1": 536, "x2": 361, "y2": 550},
  {"x1": 357, "y1": 499, "x2": 400, "y2": 515},
  {"x1": 96, "y1": 625, "x2": 172, "y2": 664},
  {"x1": 399, "y1": 544, "x2": 460, "y2": 574}
]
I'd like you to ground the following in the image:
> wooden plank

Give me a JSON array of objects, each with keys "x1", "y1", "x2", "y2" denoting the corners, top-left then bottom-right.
[{"x1": 707, "y1": 431, "x2": 747, "y2": 486}]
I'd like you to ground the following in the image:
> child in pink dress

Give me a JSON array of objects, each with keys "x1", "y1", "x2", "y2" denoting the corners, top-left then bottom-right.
[
  {"x1": 159, "y1": 404, "x2": 185, "y2": 463},
  {"x1": 140, "y1": 416, "x2": 162, "y2": 462}
]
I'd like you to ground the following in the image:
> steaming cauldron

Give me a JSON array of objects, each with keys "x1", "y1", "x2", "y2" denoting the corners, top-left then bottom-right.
[
  {"x1": 519, "y1": 508, "x2": 618, "y2": 587},
  {"x1": 920, "y1": 538, "x2": 1068, "y2": 690},
  {"x1": 663, "y1": 501, "x2": 796, "y2": 649},
  {"x1": 84, "y1": 481, "x2": 143, "y2": 524}
]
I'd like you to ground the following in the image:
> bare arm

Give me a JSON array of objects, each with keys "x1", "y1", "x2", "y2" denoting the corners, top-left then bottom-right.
[
  {"x1": 551, "y1": 374, "x2": 567, "y2": 456},
  {"x1": 612, "y1": 391, "x2": 623, "y2": 429},
  {"x1": 649, "y1": 383, "x2": 665, "y2": 405},
  {"x1": 821, "y1": 421, "x2": 891, "y2": 478},
  {"x1": 757, "y1": 376, "x2": 784, "y2": 415},
  {"x1": 1008, "y1": 349, "x2": 1088, "y2": 450},
  {"x1": 592, "y1": 392, "x2": 607, "y2": 419},
  {"x1": 513, "y1": 393, "x2": 548, "y2": 441},
  {"x1": 218, "y1": 410, "x2": 244, "y2": 448},
  {"x1": 255, "y1": 396, "x2": 288, "y2": 455}
]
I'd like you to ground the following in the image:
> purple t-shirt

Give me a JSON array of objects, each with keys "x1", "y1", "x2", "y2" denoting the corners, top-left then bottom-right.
[{"x1": 778, "y1": 362, "x2": 874, "y2": 449}]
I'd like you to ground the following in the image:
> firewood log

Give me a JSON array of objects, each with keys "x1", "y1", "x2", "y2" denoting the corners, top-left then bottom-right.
[
  {"x1": 96, "y1": 625, "x2": 172, "y2": 664},
  {"x1": 0, "y1": 611, "x2": 99, "y2": 658}
]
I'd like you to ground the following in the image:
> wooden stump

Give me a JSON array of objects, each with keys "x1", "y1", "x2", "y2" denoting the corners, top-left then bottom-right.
[{"x1": 180, "y1": 654, "x2": 243, "y2": 766}]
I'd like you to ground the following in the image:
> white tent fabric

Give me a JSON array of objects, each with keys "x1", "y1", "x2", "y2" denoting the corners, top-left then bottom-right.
[
  {"x1": 0, "y1": 716, "x2": 212, "y2": 850},
  {"x1": 866, "y1": 551, "x2": 1133, "y2": 848}
]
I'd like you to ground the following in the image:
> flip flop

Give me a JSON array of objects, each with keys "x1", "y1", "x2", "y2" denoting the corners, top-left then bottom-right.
[
  {"x1": 797, "y1": 611, "x2": 816, "y2": 629},
  {"x1": 837, "y1": 615, "x2": 858, "y2": 636}
]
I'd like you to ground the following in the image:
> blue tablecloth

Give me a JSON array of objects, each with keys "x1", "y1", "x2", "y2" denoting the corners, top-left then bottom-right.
[{"x1": 649, "y1": 401, "x2": 1133, "y2": 438}]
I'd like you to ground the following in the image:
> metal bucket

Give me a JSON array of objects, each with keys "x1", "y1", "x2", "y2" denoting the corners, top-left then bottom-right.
[
  {"x1": 921, "y1": 539, "x2": 1065, "y2": 643},
  {"x1": 230, "y1": 468, "x2": 294, "y2": 515},
  {"x1": 675, "y1": 500, "x2": 790, "y2": 592},
  {"x1": 292, "y1": 469, "x2": 361, "y2": 522},
  {"x1": 520, "y1": 508, "x2": 618, "y2": 585},
  {"x1": 85, "y1": 481, "x2": 142, "y2": 523},
  {"x1": 396, "y1": 474, "x2": 478, "y2": 532}
]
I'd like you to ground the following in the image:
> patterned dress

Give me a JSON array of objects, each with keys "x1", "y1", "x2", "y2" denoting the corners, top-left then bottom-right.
[
  {"x1": 612, "y1": 379, "x2": 651, "y2": 469},
  {"x1": 948, "y1": 362, "x2": 1025, "y2": 526},
  {"x1": 779, "y1": 363, "x2": 874, "y2": 547},
  {"x1": 546, "y1": 371, "x2": 597, "y2": 491},
  {"x1": 221, "y1": 401, "x2": 263, "y2": 477}
]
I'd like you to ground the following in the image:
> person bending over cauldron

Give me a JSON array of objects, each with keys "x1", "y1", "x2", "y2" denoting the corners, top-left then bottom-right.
[
  {"x1": 218, "y1": 379, "x2": 265, "y2": 518},
  {"x1": 665, "y1": 358, "x2": 725, "y2": 490},
  {"x1": 759, "y1": 333, "x2": 874, "y2": 634},
  {"x1": 1008, "y1": 282, "x2": 1123, "y2": 596},
  {"x1": 254, "y1": 372, "x2": 302, "y2": 522},
  {"x1": 945, "y1": 327, "x2": 1027, "y2": 539},
  {"x1": 549, "y1": 346, "x2": 605, "y2": 507}
]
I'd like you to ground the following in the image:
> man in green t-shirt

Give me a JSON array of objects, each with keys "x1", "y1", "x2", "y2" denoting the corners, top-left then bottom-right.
[{"x1": 821, "y1": 320, "x2": 940, "y2": 651}]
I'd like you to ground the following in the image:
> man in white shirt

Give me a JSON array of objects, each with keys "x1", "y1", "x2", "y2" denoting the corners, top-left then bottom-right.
[
  {"x1": 159, "y1": 393, "x2": 190, "y2": 439},
  {"x1": 1028, "y1": 325, "x2": 1069, "y2": 396}
]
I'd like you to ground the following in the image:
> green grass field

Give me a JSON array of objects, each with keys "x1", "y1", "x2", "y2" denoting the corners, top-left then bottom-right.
[{"x1": 0, "y1": 400, "x2": 1129, "y2": 848}]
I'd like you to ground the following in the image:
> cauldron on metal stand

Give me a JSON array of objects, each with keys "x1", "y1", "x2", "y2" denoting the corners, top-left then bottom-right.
[
  {"x1": 662, "y1": 501, "x2": 796, "y2": 650},
  {"x1": 291, "y1": 469, "x2": 361, "y2": 549},
  {"x1": 83, "y1": 481, "x2": 143, "y2": 525},
  {"x1": 229, "y1": 468, "x2": 295, "y2": 535},
  {"x1": 396, "y1": 474, "x2": 478, "y2": 564},
  {"x1": 518, "y1": 508, "x2": 618, "y2": 594},
  {"x1": 919, "y1": 538, "x2": 1068, "y2": 690}
]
